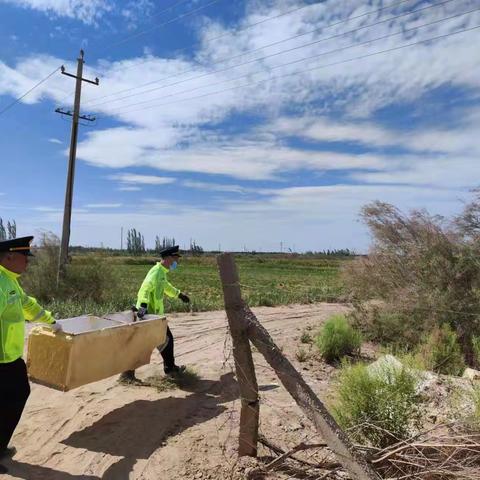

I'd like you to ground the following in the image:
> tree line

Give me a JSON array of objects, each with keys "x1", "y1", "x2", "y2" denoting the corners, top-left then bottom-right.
[
  {"x1": 0, "y1": 218, "x2": 16, "y2": 240},
  {"x1": 126, "y1": 229, "x2": 204, "y2": 256}
]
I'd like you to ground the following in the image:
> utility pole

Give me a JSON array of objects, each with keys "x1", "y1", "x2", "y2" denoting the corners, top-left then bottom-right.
[
  {"x1": 121, "y1": 227, "x2": 123, "y2": 251},
  {"x1": 56, "y1": 50, "x2": 99, "y2": 283}
]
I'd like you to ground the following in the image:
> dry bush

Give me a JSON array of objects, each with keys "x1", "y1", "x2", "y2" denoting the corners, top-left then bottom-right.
[
  {"x1": 344, "y1": 191, "x2": 480, "y2": 366},
  {"x1": 22, "y1": 233, "x2": 120, "y2": 304}
]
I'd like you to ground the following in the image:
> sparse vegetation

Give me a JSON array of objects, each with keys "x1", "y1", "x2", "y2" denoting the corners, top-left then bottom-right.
[
  {"x1": 300, "y1": 330, "x2": 313, "y2": 344},
  {"x1": 144, "y1": 368, "x2": 200, "y2": 392},
  {"x1": 333, "y1": 361, "x2": 424, "y2": 448},
  {"x1": 295, "y1": 348, "x2": 309, "y2": 362},
  {"x1": 315, "y1": 314, "x2": 362, "y2": 363}
]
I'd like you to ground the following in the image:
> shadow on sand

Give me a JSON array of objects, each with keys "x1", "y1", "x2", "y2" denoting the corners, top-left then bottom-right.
[{"x1": 6, "y1": 372, "x2": 239, "y2": 480}]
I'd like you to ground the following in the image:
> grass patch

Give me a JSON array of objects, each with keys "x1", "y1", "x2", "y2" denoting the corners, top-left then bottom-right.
[
  {"x1": 316, "y1": 315, "x2": 362, "y2": 363},
  {"x1": 144, "y1": 368, "x2": 200, "y2": 392}
]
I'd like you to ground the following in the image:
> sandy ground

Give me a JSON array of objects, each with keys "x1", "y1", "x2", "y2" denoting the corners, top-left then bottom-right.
[{"x1": 2, "y1": 303, "x2": 350, "y2": 480}]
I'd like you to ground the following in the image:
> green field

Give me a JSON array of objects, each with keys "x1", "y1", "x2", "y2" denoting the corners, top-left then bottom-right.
[{"x1": 42, "y1": 255, "x2": 347, "y2": 319}]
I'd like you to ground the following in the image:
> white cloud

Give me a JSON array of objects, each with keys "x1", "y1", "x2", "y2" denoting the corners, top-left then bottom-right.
[
  {"x1": 85, "y1": 203, "x2": 122, "y2": 208},
  {"x1": 48, "y1": 137, "x2": 62, "y2": 144},
  {"x1": 182, "y1": 181, "x2": 259, "y2": 194},
  {"x1": 33, "y1": 206, "x2": 62, "y2": 212},
  {"x1": 121, "y1": 0, "x2": 153, "y2": 30},
  {"x1": 0, "y1": 0, "x2": 112, "y2": 24},
  {"x1": 269, "y1": 116, "x2": 395, "y2": 146},
  {"x1": 117, "y1": 185, "x2": 141, "y2": 192},
  {"x1": 109, "y1": 173, "x2": 176, "y2": 185}
]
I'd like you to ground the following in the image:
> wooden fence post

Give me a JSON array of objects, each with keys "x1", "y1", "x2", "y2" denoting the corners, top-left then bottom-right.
[
  {"x1": 217, "y1": 254, "x2": 259, "y2": 457},
  {"x1": 218, "y1": 253, "x2": 379, "y2": 479}
]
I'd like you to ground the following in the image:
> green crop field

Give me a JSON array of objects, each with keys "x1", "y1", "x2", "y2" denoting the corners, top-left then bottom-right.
[{"x1": 41, "y1": 254, "x2": 349, "y2": 319}]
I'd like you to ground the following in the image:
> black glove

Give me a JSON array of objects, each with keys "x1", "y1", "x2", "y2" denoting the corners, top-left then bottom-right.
[
  {"x1": 178, "y1": 293, "x2": 190, "y2": 304},
  {"x1": 137, "y1": 304, "x2": 148, "y2": 318}
]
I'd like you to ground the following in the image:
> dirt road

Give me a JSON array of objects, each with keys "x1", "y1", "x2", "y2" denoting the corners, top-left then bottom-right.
[{"x1": 3, "y1": 303, "x2": 348, "y2": 480}]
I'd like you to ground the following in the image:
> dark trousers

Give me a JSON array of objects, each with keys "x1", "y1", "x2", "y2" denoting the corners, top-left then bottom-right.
[
  {"x1": 158, "y1": 327, "x2": 175, "y2": 369},
  {"x1": 0, "y1": 358, "x2": 30, "y2": 450}
]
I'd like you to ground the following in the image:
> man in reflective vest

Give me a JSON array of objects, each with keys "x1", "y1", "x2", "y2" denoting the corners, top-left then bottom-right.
[
  {"x1": 0, "y1": 236, "x2": 62, "y2": 474},
  {"x1": 119, "y1": 245, "x2": 190, "y2": 384}
]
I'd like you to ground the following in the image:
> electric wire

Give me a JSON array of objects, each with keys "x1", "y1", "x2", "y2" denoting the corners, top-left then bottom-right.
[
  {"x1": 97, "y1": 0, "x2": 228, "y2": 54},
  {"x1": 0, "y1": 66, "x2": 60, "y2": 117},
  {"x1": 107, "y1": 24, "x2": 480, "y2": 117},
  {"x1": 102, "y1": 0, "x2": 324, "y2": 75},
  {"x1": 97, "y1": 11, "x2": 480, "y2": 118},
  {"x1": 84, "y1": 0, "x2": 420, "y2": 106}
]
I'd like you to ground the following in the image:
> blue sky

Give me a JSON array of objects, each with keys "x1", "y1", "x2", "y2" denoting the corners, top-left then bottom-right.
[{"x1": 0, "y1": 0, "x2": 479, "y2": 252}]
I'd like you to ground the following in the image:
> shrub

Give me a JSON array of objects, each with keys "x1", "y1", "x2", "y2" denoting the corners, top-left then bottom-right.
[
  {"x1": 333, "y1": 362, "x2": 424, "y2": 448},
  {"x1": 343, "y1": 192, "x2": 480, "y2": 365},
  {"x1": 316, "y1": 315, "x2": 362, "y2": 363},
  {"x1": 417, "y1": 324, "x2": 466, "y2": 376}
]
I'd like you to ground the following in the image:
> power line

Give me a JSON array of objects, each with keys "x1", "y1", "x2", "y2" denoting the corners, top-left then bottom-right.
[
  {"x1": 97, "y1": 0, "x2": 228, "y2": 55},
  {"x1": 100, "y1": 8, "x2": 480, "y2": 116},
  {"x1": 135, "y1": 0, "x2": 194, "y2": 21},
  {"x1": 101, "y1": 0, "x2": 324, "y2": 76},
  {"x1": 105, "y1": 24, "x2": 480, "y2": 118},
  {"x1": 0, "y1": 66, "x2": 60, "y2": 117},
  {"x1": 85, "y1": 0, "x2": 416, "y2": 106},
  {"x1": 87, "y1": 0, "x2": 457, "y2": 110}
]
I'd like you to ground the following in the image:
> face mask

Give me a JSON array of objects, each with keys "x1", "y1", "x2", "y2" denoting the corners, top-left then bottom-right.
[{"x1": 169, "y1": 261, "x2": 178, "y2": 271}]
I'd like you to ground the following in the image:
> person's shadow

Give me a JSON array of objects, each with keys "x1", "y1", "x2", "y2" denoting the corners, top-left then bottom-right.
[{"x1": 6, "y1": 372, "x2": 239, "y2": 480}]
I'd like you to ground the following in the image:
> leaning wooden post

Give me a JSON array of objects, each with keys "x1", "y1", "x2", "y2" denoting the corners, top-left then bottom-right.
[
  {"x1": 218, "y1": 254, "x2": 259, "y2": 457},
  {"x1": 218, "y1": 253, "x2": 379, "y2": 480}
]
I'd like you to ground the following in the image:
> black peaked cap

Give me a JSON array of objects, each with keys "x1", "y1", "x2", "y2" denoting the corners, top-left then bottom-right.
[
  {"x1": 0, "y1": 236, "x2": 34, "y2": 256},
  {"x1": 159, "y1": 245, "x2": 181, "y2": 258}
]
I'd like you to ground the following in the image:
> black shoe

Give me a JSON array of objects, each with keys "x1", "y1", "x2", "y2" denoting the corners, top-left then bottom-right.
[
  {"x1": 0, "y1": 464, "x2": 8, "y2": 474},
  {"x1": 0, "y1": 446, "x2": 16, "y2": 459},
  {"x1": 164, "y1": 365, "x2": 186, "y2": 376}
]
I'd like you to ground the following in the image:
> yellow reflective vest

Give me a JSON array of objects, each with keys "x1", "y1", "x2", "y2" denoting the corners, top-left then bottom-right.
[
  {"x1": 136, "y1": 263, "x2": 180, "y2": 315},
  {"x1": 0, "y1": 264, "x2": 54, "y2": 363}
]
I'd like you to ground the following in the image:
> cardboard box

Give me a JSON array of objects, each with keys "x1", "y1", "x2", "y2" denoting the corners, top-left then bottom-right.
[{"x1": 27, "y1": 312, "x2": 167, "y2": 391}]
